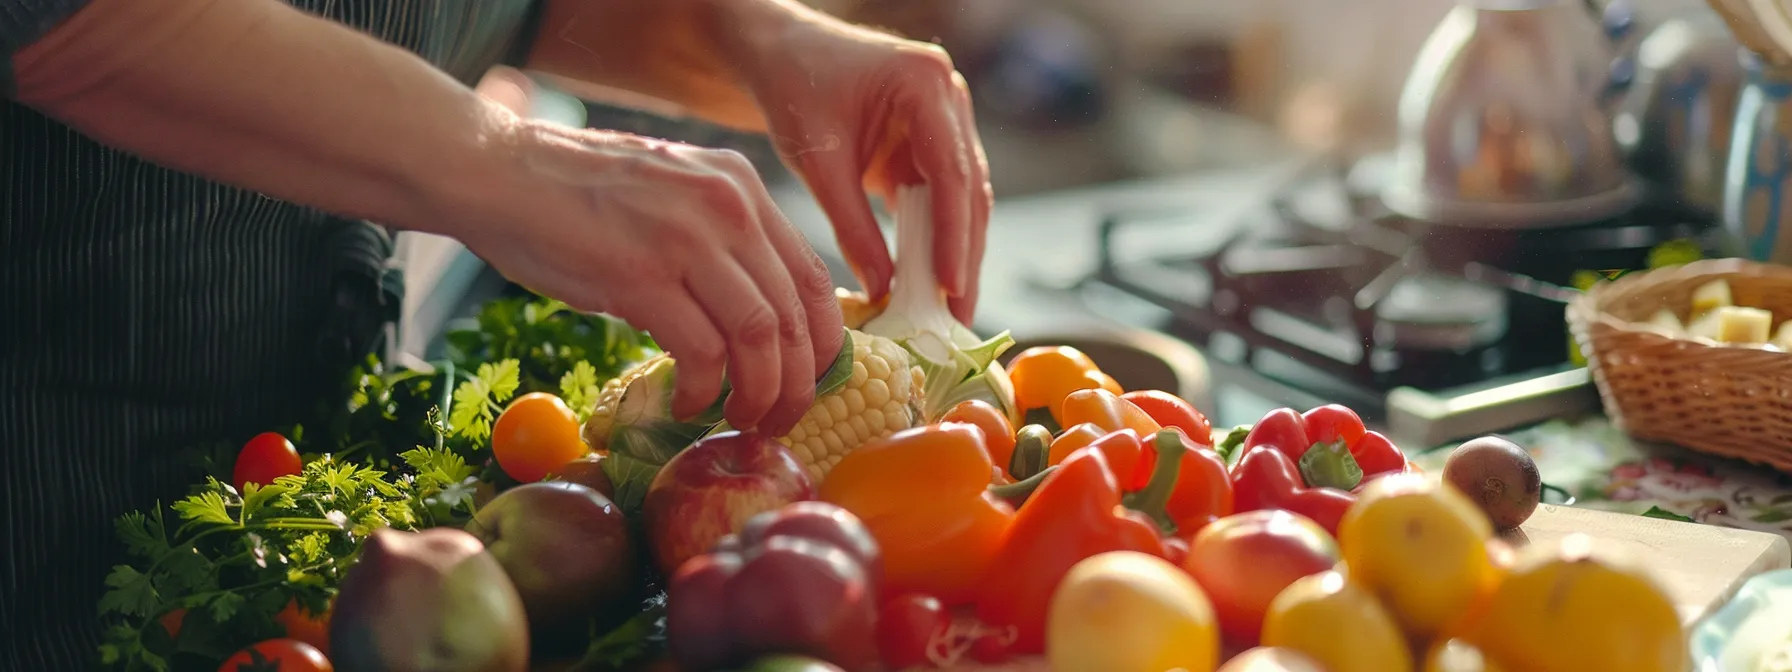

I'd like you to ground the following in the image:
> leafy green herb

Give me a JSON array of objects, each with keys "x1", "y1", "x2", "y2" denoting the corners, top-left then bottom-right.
[
  {"x1": 445, "y1": 297, "x2": 657, "y2": 395},
  {"x1": 1642, "y1": 505, "x2": 1695, "y2": 523},
  {"x1": 98, "y1": 453, "x2": 478, "y2": 671},
  {"x1": 97, "y1": 294, "x2": 663, "y2": 671},
  {"x1": 561, "y1": 360, "x2": 603, "y2": 423},
  {"x1": 448, "y1": 360, "x2": 522, "y2": 442},
  {"x1": 574, "y1": 593, "x2": 668, "y2": 671}
]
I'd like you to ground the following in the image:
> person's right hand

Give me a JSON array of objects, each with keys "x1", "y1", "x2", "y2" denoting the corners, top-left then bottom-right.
[{"x1": 440, "y1": 111, "x2": 843, "y2": 437}]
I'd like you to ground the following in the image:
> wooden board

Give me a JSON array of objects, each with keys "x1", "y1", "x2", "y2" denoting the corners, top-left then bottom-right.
[{"x1": 1505, "y1": 504, "x2": 1790, "y2": 626}]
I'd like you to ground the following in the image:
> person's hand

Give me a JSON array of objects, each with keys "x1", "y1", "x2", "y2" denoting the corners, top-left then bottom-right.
[
  {"x1": 728, "y1": 1, "x2": 994, "y2": 324},
  {"x1": 441, "y1": 112, "x2": 843, "y2": 436}
]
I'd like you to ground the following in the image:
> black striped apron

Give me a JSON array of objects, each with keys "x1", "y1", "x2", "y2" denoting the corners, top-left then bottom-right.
[{"x1": 0, "y1": 2, "x2": 540, "y2": 668}]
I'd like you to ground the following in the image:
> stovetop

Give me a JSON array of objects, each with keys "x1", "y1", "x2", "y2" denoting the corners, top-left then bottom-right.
[{"x1": 1083, "y1": 157, "x2": 1720, "y2": 441}]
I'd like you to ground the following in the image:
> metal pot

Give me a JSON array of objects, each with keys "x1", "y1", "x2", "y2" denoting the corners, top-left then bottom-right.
[{"x1": 1382, "y1": 0, "x2": 1641, "y2": 228}]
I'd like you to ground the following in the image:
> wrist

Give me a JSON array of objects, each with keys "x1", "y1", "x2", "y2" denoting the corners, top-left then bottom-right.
[{"x1": 706, "y1": 0, "x2": 815, "y2": 88}]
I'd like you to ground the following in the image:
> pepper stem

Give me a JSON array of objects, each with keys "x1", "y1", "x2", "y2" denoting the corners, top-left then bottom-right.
[
  {"x1": 1121, "y1": 429, "x2": 1186, "y2": 534},
  {"x1": 1009, "y1": 425, "x2": 1054, "y2": 479},
  {"x1": 988, "y1": 466, "x2": 1058, "y2": 508}
]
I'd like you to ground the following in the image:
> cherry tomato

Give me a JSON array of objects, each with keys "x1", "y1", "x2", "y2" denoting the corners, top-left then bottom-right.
[
  {"x1": 217, "y1": 638, "x2": 332, "y2": 672},
  {"x1": 233, "y1": 432, "x2": 302, "y2": 493},
  {"x1": 1122, "y1": 390, "x2": 1214, "y2": 444},
  {"x1": 1007, "y1": 346, "x2": 1113, "y2": 423},
  {"x1": 1349, "y1": 430, "x2": 1407, "y2": 476},
  {"x1": 942, "y1": 400, "x2": 1018, "y2": 478},
  {"x1": 275, "y1": 600, "x2": 331, "y2": 656},
  {"x1": 1184, "y1": 510, "x2": 1340, "y2": 647},
  {"x1": 1301, "y1": 404, "x2": 1366, "y2": 448},
  {"x1": 491, "y1": 392, "x2": 588, "y2": 483},
  {"x1": 876, "y1": 594, "x2": 949, "y2": 671}
]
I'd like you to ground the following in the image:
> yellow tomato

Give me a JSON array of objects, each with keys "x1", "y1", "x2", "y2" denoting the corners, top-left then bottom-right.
[
  {"x1": 1465, "y1": 534, "x2": 1686, "y2": 672},
  {"x1": 1338, "y1": 474, "x2": 1498, "y2": 642},
  {"x1": 1048, "y1": 551, "x2": 1220, "y2": 672},
  {"x1": 1262, "y1": 571, "x2": 1413, "y2": 672}
]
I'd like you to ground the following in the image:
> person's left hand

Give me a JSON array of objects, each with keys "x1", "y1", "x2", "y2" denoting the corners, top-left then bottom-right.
[{"x1": 730, "y1": 3, "x2": 993, "y2": 324}]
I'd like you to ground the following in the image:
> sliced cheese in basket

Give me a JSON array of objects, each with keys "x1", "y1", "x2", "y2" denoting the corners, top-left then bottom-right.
[
  {"x1": 1692, "y1": 278, "x2": 1734, "y2": 320},
  {"x1": 1688, "y1": 305, "x2": 1773, "y2": 344}
]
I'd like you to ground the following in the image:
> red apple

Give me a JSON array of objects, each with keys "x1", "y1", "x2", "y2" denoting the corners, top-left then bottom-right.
[
  {"x1": 1184, "y1": 509, "x2": 1341, "y2": 646},
  {"x1": 643, "y1": 431, "x2": 817, "y2": 576}
]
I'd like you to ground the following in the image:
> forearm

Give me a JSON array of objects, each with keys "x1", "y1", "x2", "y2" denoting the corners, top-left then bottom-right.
[
  {"x1": 11, "y1": 0, "x2": 507, "y2": 234},
  {"x1": 522, "y1": 0, "x2": 829, "y2": 133}
]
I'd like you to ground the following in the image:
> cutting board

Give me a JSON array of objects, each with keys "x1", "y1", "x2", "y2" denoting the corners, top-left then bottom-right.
[{"x1": 1507, "y1": 504, "x2": 1790, "y2": 626}]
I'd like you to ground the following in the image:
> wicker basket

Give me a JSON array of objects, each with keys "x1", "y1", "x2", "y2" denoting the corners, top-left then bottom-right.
[{"x1": 1568, "y1": 258, "x2": 1792, "y2": 473}]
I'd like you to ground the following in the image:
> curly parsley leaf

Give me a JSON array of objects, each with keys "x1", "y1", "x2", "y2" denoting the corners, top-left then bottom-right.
[
  {"x1": 560, "y1": 360, "x2": 602, "y2": 423},
  {"x1": 448, "y1": 359, "x2": 521, "y2": 441}
]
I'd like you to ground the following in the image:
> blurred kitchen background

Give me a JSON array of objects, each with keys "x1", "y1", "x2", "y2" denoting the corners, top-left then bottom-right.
[{"x1": 403, "y1": 0, "x2": 1773, "y2": 444}]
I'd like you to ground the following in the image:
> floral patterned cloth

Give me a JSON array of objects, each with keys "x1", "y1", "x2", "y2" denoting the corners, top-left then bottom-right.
[{"x1": 1410, "y1": 415, "x2": 1792, "y2": 542}]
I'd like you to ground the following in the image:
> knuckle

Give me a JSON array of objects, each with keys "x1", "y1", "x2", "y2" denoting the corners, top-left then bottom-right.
[
  {"x1": 777, "y1": 299, "x2": 807, "y2": 344},
  {"x1": 705, "y1": 148, "x2": 757, "y2": 175},
  {"x1": 795, "y1": 249, "x2": 836, "y2": 297},
  {"x1": 734, "y1": 306, "x2": 780, "y2": 349},
  {"x1": 683, "y1": 336, "x2": 727, "y2": 370},
  {"x1": 696, "y1": 181, "x2": 756, "y2": 235}
]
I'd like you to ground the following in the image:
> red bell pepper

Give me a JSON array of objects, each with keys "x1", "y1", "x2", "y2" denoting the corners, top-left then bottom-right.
[
  {"x1": 1229, "y1": 444, "x2": 1355, "y2": 535},
  {"x1": 1237, "y1": 405, "x2": 1407, "y2": 489},
  {"x1": 1061, "y1": 429, "x2": 1234, "y2": 535},
  {"x1": 973, "y1": 437, "x2": 1181, "y2": 655}
]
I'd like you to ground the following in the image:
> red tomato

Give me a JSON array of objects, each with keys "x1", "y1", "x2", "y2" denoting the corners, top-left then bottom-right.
[
  {"x1": 491, "y1": 392, "x2": 588, "y2": 483},
  {"x1": 1122, "y1": 390, "x2": 1214, "y2": 444},
  {"x1": 1184, "y1": 510, "x2": 1341, "y2": 647},
  {"x1": 1300, "y1": 404, "x2": 1366, "y2": 448},
  {"x1": 275, "y1": 600, "x2": 331, "y2": 656},
  {"x1": 876, "y1": 594, "x2": 949, "y2": 670},
  {"x1": 217, "y1": 638, "x2": 332, "y2": 672},
  {"x1": 233, "y1": 433, "x2": 302, "y2": 493}
]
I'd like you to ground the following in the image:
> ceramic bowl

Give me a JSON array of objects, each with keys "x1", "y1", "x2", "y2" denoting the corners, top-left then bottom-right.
[{"x1": 1691, "y1": 568, "x2": 1792, "y2": 672}]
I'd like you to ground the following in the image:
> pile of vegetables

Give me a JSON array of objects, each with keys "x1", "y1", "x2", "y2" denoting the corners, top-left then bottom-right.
[{"x1": 92, "y1": 184, "x2": 1688, "y2": 672}]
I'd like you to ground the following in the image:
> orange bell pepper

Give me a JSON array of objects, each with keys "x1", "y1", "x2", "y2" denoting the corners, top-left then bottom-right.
[
  {"x1": 942, "y1": 399, "x2": 1019, "y2": 480},
  {"x1": 974, "y1": 437, "x2": 1184, "y2": 654},
  {"x1": 1046, "y1": 422, "x2": 1107, "y2": 465},
  {"x1": 1008, "y1": 346, "x2": 1123, "y2": 425},
  {"x1": 1059, "y1": 388, "x2": 1162, "y2": 437},
  {"x1": 819, "y1": 423, "x2": 1014, "y2": 606}
]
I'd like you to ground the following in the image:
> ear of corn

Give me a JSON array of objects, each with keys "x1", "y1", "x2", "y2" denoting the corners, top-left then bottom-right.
[{"x1": 585, "y1": 328, "x2": 922, "y2": 502}]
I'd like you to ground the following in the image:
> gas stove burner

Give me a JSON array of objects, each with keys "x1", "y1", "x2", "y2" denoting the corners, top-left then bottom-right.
[
  {"x1": 1086, "y1": 159, "x2": 1721, "y2": 414},
  {"x1": 1371, "y1": 273, "x2": 1508, "y2": 352}
]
